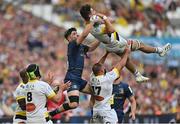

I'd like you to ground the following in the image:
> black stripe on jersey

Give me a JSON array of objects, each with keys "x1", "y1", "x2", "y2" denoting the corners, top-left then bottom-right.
[
  {"x1": 15, "y1": 114, "x2": 27, "y2": 120},
  {"x1": 116, "y1": 32, "x2": 119, "y2": 41}
]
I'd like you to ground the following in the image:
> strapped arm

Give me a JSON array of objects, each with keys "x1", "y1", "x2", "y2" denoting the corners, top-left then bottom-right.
[
  {"x1": 96, "y1": 13, "x2": 115, "y2": 33},
  {"x1": 77, "y1": 22, "x2": 94, "y2": 45}
]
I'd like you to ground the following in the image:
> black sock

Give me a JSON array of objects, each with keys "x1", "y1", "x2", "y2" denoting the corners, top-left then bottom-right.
[{"x1": 49, "y1": 108, "x2": 61, "y2": 117}]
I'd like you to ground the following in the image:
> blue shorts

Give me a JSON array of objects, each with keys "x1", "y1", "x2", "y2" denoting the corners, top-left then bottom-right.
[{"x1": 64, "y1": 73, "x2": 87, "y2": 92}]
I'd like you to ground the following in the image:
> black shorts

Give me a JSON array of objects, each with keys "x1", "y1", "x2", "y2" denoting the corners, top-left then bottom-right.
[{"x1": 64, "y1": 73, "x2": 87, "y2": 92}]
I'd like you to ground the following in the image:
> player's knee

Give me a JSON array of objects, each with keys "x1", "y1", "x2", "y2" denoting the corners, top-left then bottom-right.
[
  {"x1": 69, "y1": 102, "x2": 79, "y2": 109},
  {"x1": 139, "y1": 42, "x2": 144, "y2": 49},
  {"x1": 69, "y1": 95, "x2": 79, "y2": 108}
]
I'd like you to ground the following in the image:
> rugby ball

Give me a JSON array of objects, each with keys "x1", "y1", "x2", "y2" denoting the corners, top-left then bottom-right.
[{"x1": 90, "y1": 15, "x2": 101, "y2": 23}]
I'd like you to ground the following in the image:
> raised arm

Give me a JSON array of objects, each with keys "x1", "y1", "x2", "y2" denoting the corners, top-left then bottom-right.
[
  {"x1": 97, "y1": 51, "x2": 109, "y2": 64},
  {"x1": 77, "y1": 22, "x2": 94, "y2": 45},
  {"x1": 88, "y1": 40, "x2": 100, "y2": 52},
  {"x1": 96, "y1": 13, "x2": 115, "y2": 33},
  {"x1": 49, "y1": 81, "x2": 71, "y2": 103},
  {"x1": 114, "y1": 48, "x2": 130, "y2": 72}
]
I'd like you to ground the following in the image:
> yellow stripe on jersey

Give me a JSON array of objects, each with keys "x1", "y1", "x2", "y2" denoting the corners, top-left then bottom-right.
[
  {"x1": 47, "y1": 92, "x2": 56, "y2": 99},
  {"x1": 28, "y1": 79, "x2": 38, "y2": 83},
  {"x1": 44, "y1": 111, "x2": 49, "y2": 118},
  {"x1": 16, "y1": 111, "x2": 26, "y2": 116},
  {"x1": 16, "y1": 96, "x2": 25, "y2": 101},
  {"x1": 113, "y1": 68, "x2": 120, "y2": 78},
  {"x1": 108, "y1": 95, "x2": 114, "y2": 105},
  {"x1": 100, "y1": 25, "x2": 106, "y2": 34},
  {"x1": 113, "y1": 32, "x2": 117, "y2": 41}
]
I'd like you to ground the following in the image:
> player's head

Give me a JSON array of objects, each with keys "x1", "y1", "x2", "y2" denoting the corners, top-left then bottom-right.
[
  {"x1": 92, "y1": 63, "x2": 106, "y2": 76},
  {"x1": 64, "y1": 27, "x2": 78, "y2": 42},
  {"x1": 26, "y1": 64, "x2": 41, "y2": 80},
  {"x1": 19, "y1": 68, "x2": 29, "y2": 84},
  {"x1": 80, "y1": 4, "x2": 95, "y2": 21}
]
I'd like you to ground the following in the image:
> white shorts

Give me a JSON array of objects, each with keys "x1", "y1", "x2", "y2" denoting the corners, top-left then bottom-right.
[
  {"x1": 26, "y1": 118, "x2": 53, "y2": 124},
  {"x1": 105, "y1": 32, "x2": 141, "y2": 54},
  {"x1": 92, "y1": 109, "x2": 118, "y2": 123}
]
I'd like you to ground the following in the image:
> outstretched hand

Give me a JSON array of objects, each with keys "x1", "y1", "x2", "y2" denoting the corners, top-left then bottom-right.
[
  {"x1": 59, "y1": 81, "x2": 71, "y2": 91},
  {"x1": 45, "y1": 72, "x2": 55, "y2": 85}
]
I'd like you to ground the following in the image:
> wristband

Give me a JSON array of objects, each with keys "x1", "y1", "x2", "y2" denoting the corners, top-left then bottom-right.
[{"x1": 103, "y1": 16, "x2": 107, "y2": 20}]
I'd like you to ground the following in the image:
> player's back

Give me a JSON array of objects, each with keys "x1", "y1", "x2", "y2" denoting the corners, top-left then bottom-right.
[{"x1": 24, "y1": 80, "x2": 53, "y2": 123}]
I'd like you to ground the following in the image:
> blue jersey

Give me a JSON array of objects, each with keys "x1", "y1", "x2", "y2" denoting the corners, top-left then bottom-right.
[
  {"x1": 113, "y1": 82, "x2": 133, "y2": 111},
  {"x1": 65, "y1": 41, "x2": 89, "y2": 78},
  {"x1": 112, "y1": 82, "x2": 133, "y2": 123}
]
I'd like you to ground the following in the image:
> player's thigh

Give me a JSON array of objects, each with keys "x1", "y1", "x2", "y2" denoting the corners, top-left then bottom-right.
[
  {"x1": 80, "y1": 83, "x2": 93, "y2": 95},
  {"x1": 68, "y1": 90, "x2": 80, "y2": 97},
  {"x1": 128, "y1": 39, "x2": 141, "y2": 51},
  {"x1": 66, "y1": 79, "x2": 80, "y2": 95},
  {"x1": 92, "y1": 111, "x2": 103, "y2": 123}
]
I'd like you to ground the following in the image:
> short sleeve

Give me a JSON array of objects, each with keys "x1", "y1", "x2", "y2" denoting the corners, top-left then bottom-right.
[
  {"x1": 125, "y1": 84, "x2": 134, "y2": 98},
  {"x1": 14, "y1": 87, "x2": 26, "y2": 101},
  {"x1": 43, "y1": 83, "x2": 56, "y2": 99},
  {"x1": 106, "y1": 68, "x2": 120, "y2": 82}
]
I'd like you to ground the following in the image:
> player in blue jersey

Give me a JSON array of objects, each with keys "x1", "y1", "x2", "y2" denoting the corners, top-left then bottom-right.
[
  {"x1": 49, "y1": 22, "x2": 100, "y2": 116},
  {"x1": 113, "y1": 80, "x2": 136, "y2": 123}
]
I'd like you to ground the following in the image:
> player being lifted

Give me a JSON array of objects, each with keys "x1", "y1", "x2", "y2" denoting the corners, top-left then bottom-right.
[{"x1": 80, "y1": 4, "x2": 172, "y2": 83}]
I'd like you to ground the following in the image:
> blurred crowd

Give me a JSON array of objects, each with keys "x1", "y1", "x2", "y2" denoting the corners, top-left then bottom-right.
[
  {"x1": 0, "y1": 0, "x2": 179, "y2": 121},
  {"x1": 50, "y1": 0, "x2": 180, "y2": 37}
]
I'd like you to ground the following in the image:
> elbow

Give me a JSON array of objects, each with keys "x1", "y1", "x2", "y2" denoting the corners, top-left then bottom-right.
[
  {"x1": 130, "y1": 98, "x2": 136, "y2": 106},
  {"x1": 107, "y1": 29, "x2": 115, "y2": 33},
  {"x1": 109, "y1": 28, "x2": 115, "y2": 33}
]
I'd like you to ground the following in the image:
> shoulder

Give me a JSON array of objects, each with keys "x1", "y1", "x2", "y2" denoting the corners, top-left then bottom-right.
[
  {"x1": 38, "y1": 81, "x2": 50, "y2": 87},
  {"x1": 16, "y1": 83, "x2": 25, "y2": 90}
]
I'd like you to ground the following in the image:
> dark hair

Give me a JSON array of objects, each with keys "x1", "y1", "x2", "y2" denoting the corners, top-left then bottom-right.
[
  {"x1": 80, "y1": 4, "x2": 91, "y2": 21},
  {"x1": 92, "y1": 63, "x2": 103, "y2": 76},
  {"x1": 19, "y1": 69, "x2": 28, "y2": 83},
  {"x1": 26, "y1": 64, "x2": 41, "y2": 80},
  {"x1": 64, "y1": 27, "x2": 77, "y2": 40}
]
